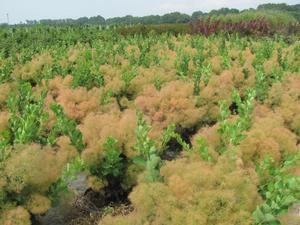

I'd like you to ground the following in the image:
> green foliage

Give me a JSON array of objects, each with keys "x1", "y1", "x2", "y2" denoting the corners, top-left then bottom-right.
[
  {"x1": 218, "y1": 37, "x2": 227, "y2": 55},
  {"x1": 219, "y1": 100, "x2": 231, "y2": 121},
  {"x1": 254, "y1": 152, "x2": 300, "y2": 225},
  {"x1": 137, "y1": 40, "x2": 152, "y2": 67},
  {"x1": 202, "y1": 63, "x2": 212, "y2": 86},
  {"x1": 48, "y1": 155, "x2": 86, "y2": 204},
  {"x1": 0, "y1": 139, "x2": 10, "y2": 162},
  {"x1": 6, "y1": 82, "x2": 48, "y2": 144},
  {"x1": 0, "y1": 61, "x2": 13, "y2": 84},
  {"x1": 217, "y1": 100, "x2": 243, "y2": 153},
  {"x1": 100, "y1": 89, "x2": 114, "y2": 105},
  {"x1": 277, "y1": 48, "x2": 289, "y2": 71},
  {"x1": 222, "y1": 54, "x2": 231, "y2": 69},
  {"x1": 196, "y1": 137, "x2": 213, "y2": 161},
  {"x1": 144, "y1": 149, "x2": 162, "y2": 183},
  {"x1": 294, "y1": 44, "x2": 300, "y2": 56},
  {"x1": 100, "y1": 136, "x2": 124, "y2": 178},
  {"x1": 253, "y1": 41, "x2": 286, "y2": 102},
  {"x1": 238, "y1": 51, "x2": 246, "y2": 66},
  {"x1": 134, "y1": 111, "x2": 157, "y2": 160},
  {"x1": 258, "y1": 3, "x2": 300, "y2": 21},
  {"x1": 133, "y1": 111, "x2": 162, "y2": 182},
  {"x1": 175, "y1": 52, "x2": 190, "y2": 76},
  {"x1": 88, "y1": 136, "x2": 125, "y2": 185},
  {"x1": 193, "y1": 68, "x2": 202, "y2": 95},
  {"x1": 255, "y1": 66, "x2": 268, "y2": 102},
  {"x1": 192, "y1": 50, "x2": 205, "y2": 67},
  {"x1": 217, "y1": 89, "x2": 256, "y2": 153},
  {"x1": 125, "y1": 48, "x2": 138, "y2": 65},
  {"x1": 72, "y1": 61, "x2": 105, "y2": 90},
  {"x1": 167, "y1": 38, "x2": 175, "y2": 50},
  {"x1": 218, "y1": 38, "x2": 231, "y2": 69},
  {"x1": 161, "y1": 124, "x2": 191, "y2": 152},
  {"x1": 152, "y1": 76, "x2": 163, "y2": 91},
  {"x1": 48, "y1": 103, "x2": 85, "y2": 152},
  {"x1": 242, "y1": 67, "x2": 250, "y2": 79},
  {"x1": 270, "y1": 66, "x2": 285, "y2": 83},
  {"x1": 193, "y1": 61, "x2": 212, "y2": 95},
  {"x1": 214, "y1": 10, "x2": 297, "y2": 26},
  {"x1": 252, "y1": 40, "x2": 274, "y2": 66},
  {"x1": 232, "y1": 88, "x2": 256, "y2": 127},
  {"x1": 261, "y1": 40, "x2": 275, "y2": 60},
  {"x1": 121, "y1": 66, "x2": 138, "y2": 93}
]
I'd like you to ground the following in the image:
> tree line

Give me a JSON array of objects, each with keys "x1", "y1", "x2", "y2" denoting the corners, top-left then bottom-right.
[{"x1": 21, "y1": 3, "x2": 300, "y2": 26}]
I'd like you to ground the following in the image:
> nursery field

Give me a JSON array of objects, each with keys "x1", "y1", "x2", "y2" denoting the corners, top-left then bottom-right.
[{"x1": 0, "y1": 26, "x2": 300, "y2": 225}]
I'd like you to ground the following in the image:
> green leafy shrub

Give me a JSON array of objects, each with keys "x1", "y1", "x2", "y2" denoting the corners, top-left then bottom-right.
[
  {"x1": 161, "y1": 124, "x2": 191, "y2": 152},
  {"x1": 195, "y1": 136, "x2": 213, "y2": 161},
  {"x1": 133, "y1": 111, "x2": 162, "y2": 183},
  {"x1": 254, "y1": 152, "x2": 300, "y2": 225},
  {"x1": 48, "y1": 103, "x2": 85, "y2": 152},
  {"x1": 121, "y1": 66, "x2": 138, "y2": 94},
  {"x1": 217, "y1": 89, "x2": 256, "y2": 153},
  {"x1": 192, "y1": 68, "x2": 202, "y2": 95},
  {"x1": 100, "y1": 136, "x2": 124, "y2": 178},
  {"x1": 71, "y1": 61, "x2": 105, "y2": 90},
  {"x1": 215, "y1": 10, "x2": 297, "y2": 26},
  {"x1": 175, "y1": 51, "x2": 190, "y2": 76},
  {"x1": 0, "y1": 61, "x2": 13, "y2": 84},
  {"x1": 254, "y1": 66, "x2": 268, "y2": 102},
  {"x1": 6, "y1": 82, "x2": 48, "y2": 145}
]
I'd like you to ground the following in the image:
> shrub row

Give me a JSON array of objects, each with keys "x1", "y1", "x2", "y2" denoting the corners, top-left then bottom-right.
[{"x1": 189, "y1": 17, "x2": 300, "y2": 36}]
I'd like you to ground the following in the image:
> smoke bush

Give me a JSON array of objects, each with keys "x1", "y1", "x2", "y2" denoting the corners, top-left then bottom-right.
[
  {"x1": 238, "y1": 109, "x2": 298, "y2": 167},
  {"x1": 101, "y1": 154, "x2": 261, "y2": 225},
  {"x1": 12, "y1": 53, "x2": 53, "y2": 82},
  {"x1": 0, "y1": 206, "x2": 31, "y2": 225},
  {"x1": 135, "y1": 80, "x2": 206, "y2": 135}
]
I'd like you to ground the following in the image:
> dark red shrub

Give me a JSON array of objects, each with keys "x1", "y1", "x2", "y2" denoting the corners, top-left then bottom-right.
[{"x1": 189, "y1": 17, "x2": 273, "y2": 36}]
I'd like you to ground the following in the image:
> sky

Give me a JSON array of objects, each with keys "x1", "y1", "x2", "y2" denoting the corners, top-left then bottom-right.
[{"x1": 0, "y1": 0, "x2": 299, "y2": 24}]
